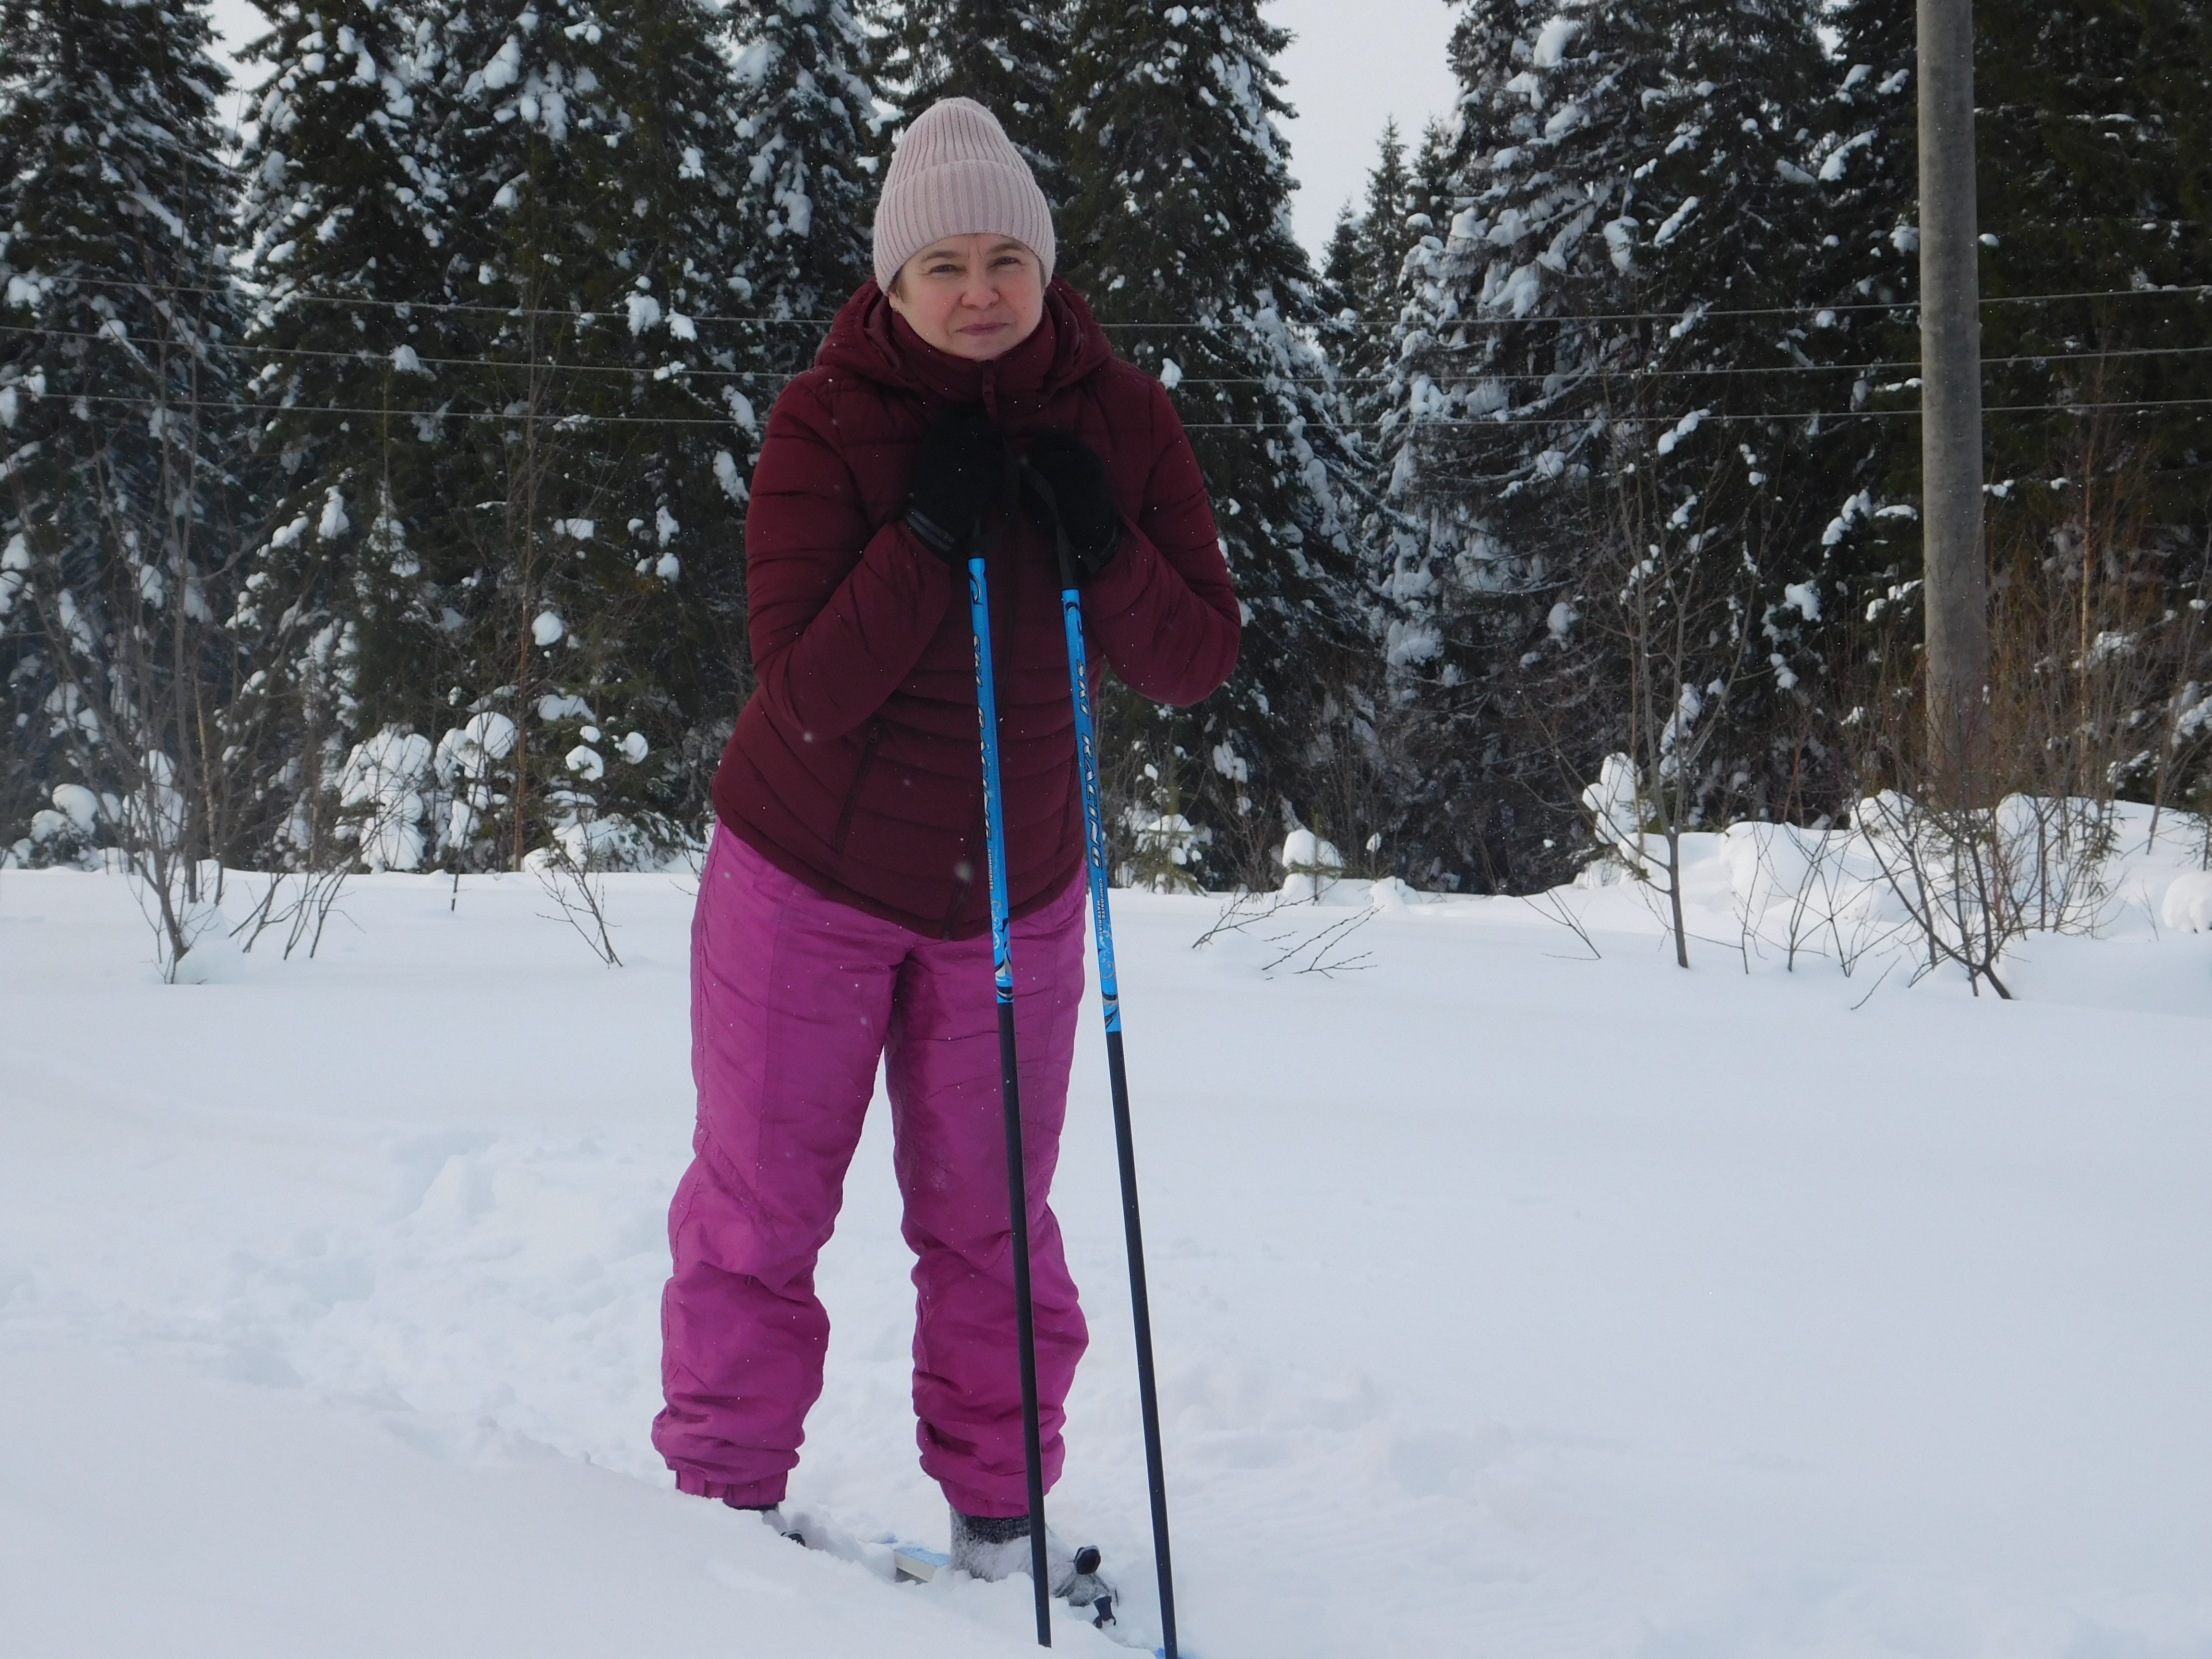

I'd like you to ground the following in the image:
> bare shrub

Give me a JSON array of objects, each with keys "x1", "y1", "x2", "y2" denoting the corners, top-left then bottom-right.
[{"x1": 530, "y1": 838, "x2": 622, "y2": 966}]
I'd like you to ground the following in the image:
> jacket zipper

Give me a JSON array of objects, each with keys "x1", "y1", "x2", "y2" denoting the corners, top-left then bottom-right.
[{"x1": 830, "y1": 719, "x2": 885, "y2": 856}]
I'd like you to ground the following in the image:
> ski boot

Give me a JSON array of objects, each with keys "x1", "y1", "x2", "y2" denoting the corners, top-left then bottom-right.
[
  {"x1": 948, "y1": 1508, "x2": 1116, "y2": 1628},
  {"x1": 726, "y1": 1500, "x2": 805, "y2": 1545}
]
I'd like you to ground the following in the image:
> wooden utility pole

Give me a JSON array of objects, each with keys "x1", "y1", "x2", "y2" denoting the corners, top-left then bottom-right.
[{"x1": 1917, "y1": 0, "x2": 1991, "y2": 801}]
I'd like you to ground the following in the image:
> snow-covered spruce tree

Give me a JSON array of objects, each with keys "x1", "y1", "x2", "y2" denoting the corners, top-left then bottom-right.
[
  {"x1": 0, "y1": 0, "x2": 249, "y2": 935},
  {"x1": 1061, "y1": 0, "x2": 1376, "y2": 887},
  {"x1": 723, "y1": 0, "x2": 881, "y2": 378},
  {"x1": 1973, "y1": 0, "x2": 2211, "y2": 529},
  {"x1": 1330, "y1": 120, "x2": 1434, "y2": 568},
  {"x1": 1372, "y1": 0, "x2": 1881, "y2": 891},
  {"x1": 1358, "y1": 115, "x2": 1468, "y2": 378},
  {"x1": 881, "y1": 0, "x2": 1072, "y2": 205},
  {"x1": 1332, "y1": 121, "x2": 1424, "y2": 362},
  {"x1": 1791, "y1": 0, "x2": 1923, "y2": 748},
  {"x1": 1334, "y1": 117, "x2": 1467, "y2": 436},
  {"x1": 1826, "y1": 0, "x2": 1916, "y2": 273},
  {"x1": 388, "y1": 0, "x2": 757, "y2": 871},
  {"x1": 1815, "y1": 0, "x2": 2210, "y2": 811},
  {"x1": 230, "y1": 0, "x2": 467, "y2": 868},
  {"x1": 1321, "y1": 201, "x2": 1364, "y2": 309},
  {"x1": 1892, "y1": 0, "x2": 2210, "y2": 815},
  {"x1": 1955, "y1": 0, "x2": 2210, "y2": 812},
  {"x1": 1317, "y1": 119, "x2": 1432, "y2": 461}
]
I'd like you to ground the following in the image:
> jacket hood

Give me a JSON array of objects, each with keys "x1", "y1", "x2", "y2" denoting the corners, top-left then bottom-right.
[{"x1": 813, "y1": 277, "x2": 1117, "y2": 429}]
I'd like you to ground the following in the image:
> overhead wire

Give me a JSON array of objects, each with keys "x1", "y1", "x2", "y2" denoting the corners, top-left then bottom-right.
[
  {"x1": 23, "y1": 387, "x2": 2212, "y2": 434},
  {"x1": 20, "y1": 389, "x2": 740, "y2": 427},
  {"x1": 19, "y1": 269, "x2": 2212, "y2": 331},
  {"x1": 0, "y1": 320, "x2": 791, "y2": 384},
  {"x1": 8, "y1": 276, "x2": 2208, "y2": 432},
  {"x1": 5, "y1": 320, "x2": 2211, "y2": 394},
  {"x1": 1328, "y1": 396, "x2": 2212, "y2": 430}
]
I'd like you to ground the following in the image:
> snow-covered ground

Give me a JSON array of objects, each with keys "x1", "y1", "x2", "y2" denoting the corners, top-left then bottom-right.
[{"x1": 4, "y1": 823, "x2": 2211, "y2": 1658}]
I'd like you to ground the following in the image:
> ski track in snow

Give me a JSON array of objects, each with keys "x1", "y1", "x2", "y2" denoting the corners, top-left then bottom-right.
[{"x1": 4, "y1": 829, "x2": 2212, "y2": 1657}]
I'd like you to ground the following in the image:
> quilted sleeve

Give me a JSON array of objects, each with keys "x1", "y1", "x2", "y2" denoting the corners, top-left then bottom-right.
[
  {"x1": 1078, "y1": 375, "x2": 1241, "y2": 707},
  {"x1": 743, "y1": 379, "x2": 952, "y2": 744}
]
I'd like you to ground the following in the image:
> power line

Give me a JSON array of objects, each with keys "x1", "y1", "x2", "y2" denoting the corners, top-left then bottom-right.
[
  {"x1": 1327, "y1": 340, "x2": 2212, "y2": 386},
  {"x1": 12, "y1": 271, "x2": 839, "y2": 327},
  {"x1": 15, "y1": 389, "x2": 741, "y2": 427},
  {"x1": 0, "y1": 321, "x2": 790, "y2": 385},
  {"x1": 1394, "y1": 342, "x2": 2212, "y2": 379},
  {"x1": 16, "y1": 386, "x2": 2210, "y2": 433},
  {"x1": 7, "y1": 321, "x2": 2211, "y2": 396},
  {"x1": 1109, "y1": 397, "x2": 2212, "y2": 431},
  {"x1": 14, "y1": 270, "x2": 2212, "y2": 332},
  {"x1": 0, "y1": 384, "x2": 1576, "y2": 431},
  {"x1": 1333, "y1": 283, "x2": 2212, "y2": 330}
]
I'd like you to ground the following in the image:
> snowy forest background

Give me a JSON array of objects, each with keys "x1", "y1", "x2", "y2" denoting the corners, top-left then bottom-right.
[{"x1": 3, "y1": 0, "x2": 2209, "y2": 907}]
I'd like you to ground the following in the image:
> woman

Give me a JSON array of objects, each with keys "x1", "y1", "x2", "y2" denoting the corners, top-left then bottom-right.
[{"x1": 652, "y1": 97, "x2": 1239, "y2": 1594}]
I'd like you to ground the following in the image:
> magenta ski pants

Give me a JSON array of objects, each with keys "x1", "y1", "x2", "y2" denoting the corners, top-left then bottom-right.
[{"x1": 652, "y1": 828, "x2": 1089, "y2": 1516}]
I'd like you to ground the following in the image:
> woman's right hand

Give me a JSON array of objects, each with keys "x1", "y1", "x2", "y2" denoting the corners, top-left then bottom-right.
[{"x1": 904, "y1": 409, "x2": 1005, "y2": 565}]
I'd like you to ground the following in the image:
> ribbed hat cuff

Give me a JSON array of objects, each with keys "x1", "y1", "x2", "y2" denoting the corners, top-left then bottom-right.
[{"x1": 871, "y1": 159, "x2": 1057, "y2": 290}]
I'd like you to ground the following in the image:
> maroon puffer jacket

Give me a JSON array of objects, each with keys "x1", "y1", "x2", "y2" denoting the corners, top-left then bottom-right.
[{"x1": 710, "y1": 278, "x2": 1241, "y2": 939}]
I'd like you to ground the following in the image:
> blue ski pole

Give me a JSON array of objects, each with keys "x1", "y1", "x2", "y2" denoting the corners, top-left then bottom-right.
[
  {"x1": 1021, "y1": 460, "x2": 1181, "y2": 1659},
  {"x1": 967, "y1": 548, "x2": 1055, "y2": 1648}
]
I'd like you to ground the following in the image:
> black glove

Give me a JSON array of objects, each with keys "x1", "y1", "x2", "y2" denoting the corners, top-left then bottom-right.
[
  {"x1": 1023, "y1": 431, "x2": 1124, "y2": 586},
  {"x1": 905, "y1": 409, "x2": 1005, "y2": 565}
]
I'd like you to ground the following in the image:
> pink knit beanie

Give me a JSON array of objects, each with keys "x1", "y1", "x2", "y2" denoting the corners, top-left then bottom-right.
[{"x1": 872, "y1": 97, "x2": 1056, "y2": 292}]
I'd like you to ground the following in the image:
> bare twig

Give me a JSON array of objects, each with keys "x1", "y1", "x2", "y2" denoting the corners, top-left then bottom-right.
[
  {"x1": 1849, "y1": 956, "x2": 1899, "y2": 1012},
  {"x1": 1261, "y1": 906, "x2": 1377, "y2": 976},
  {"x1": 531, "y1": 840, "x2": 622, "y2": 965},
  {"x1": 1520, "y1": 889, "x2": 1603, "y2": 960}
]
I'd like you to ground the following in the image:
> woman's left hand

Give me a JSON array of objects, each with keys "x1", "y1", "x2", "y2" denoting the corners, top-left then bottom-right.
[{"x1": 1023, "y1": 432, "x2": 1124, "y2": 586}]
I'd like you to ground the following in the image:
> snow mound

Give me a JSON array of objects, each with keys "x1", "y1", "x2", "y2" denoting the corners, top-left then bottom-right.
[
  {"x1": 2162, "y1": 869, "x2": 2212, "y2": 933},
  {"x1": 4, "y1": 855, "x2": 2210, "y2": 1656}
]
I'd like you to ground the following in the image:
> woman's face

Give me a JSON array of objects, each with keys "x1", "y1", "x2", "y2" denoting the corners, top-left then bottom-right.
[{"x1": 886, "y1": 235, "x2": 1046, "y2": 361}]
